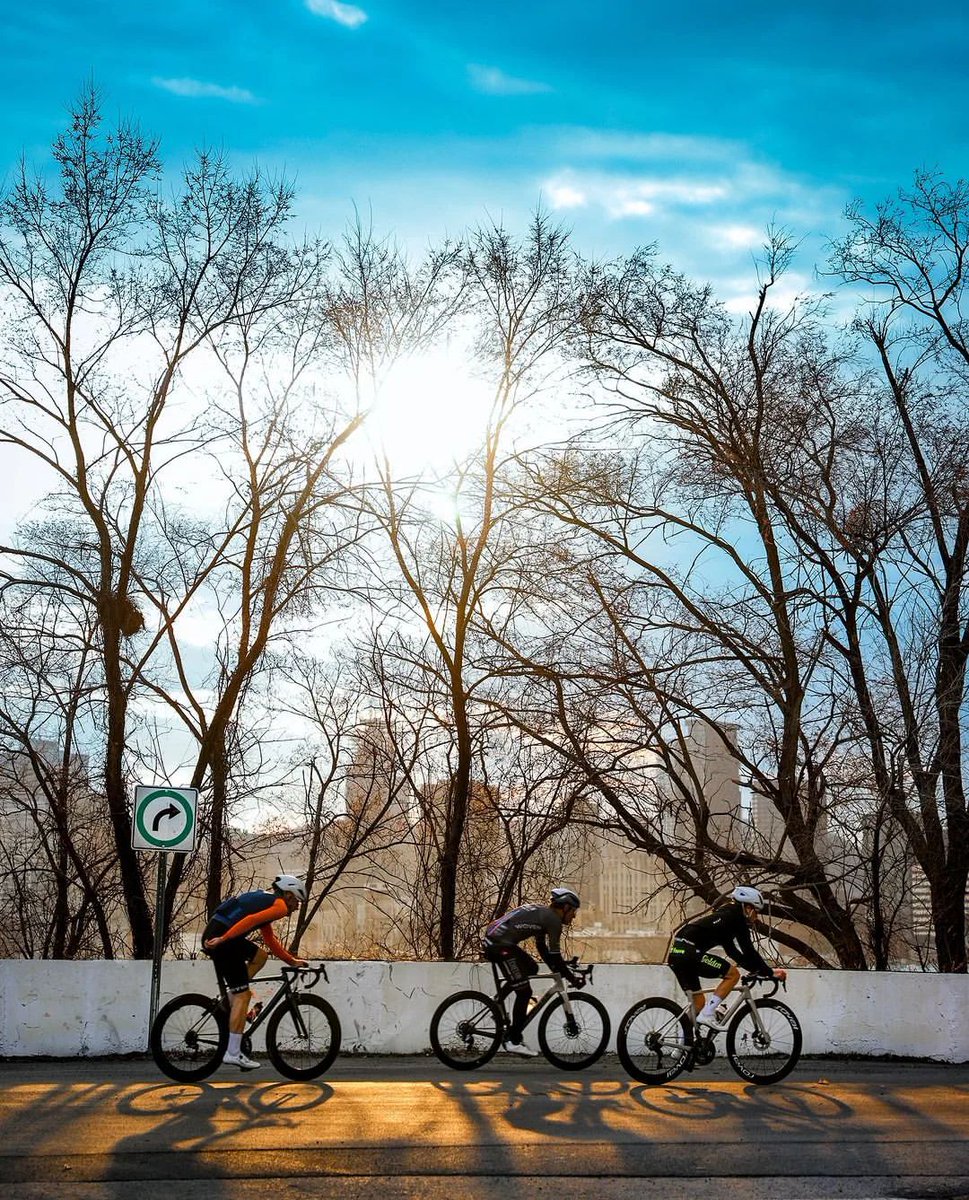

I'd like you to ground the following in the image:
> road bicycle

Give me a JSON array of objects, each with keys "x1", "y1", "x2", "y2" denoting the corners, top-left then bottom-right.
[
  {"x1": 430, "y1": 956, "x2": 610, "y2": 1071},
  {"x1": 150, "y1": 963, "x2": 341, "y2": 1083},
  {"x1": 617, "y1": 974, "x2": 801, "y2": 1086}
]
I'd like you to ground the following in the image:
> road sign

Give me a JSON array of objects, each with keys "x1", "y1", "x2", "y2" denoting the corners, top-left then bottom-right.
[{"x1": 132, "y1": 786, "x2": 198, "y2": 853}]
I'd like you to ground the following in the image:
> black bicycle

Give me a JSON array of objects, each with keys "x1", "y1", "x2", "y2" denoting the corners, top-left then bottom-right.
[
  {"x1": 430, "y1": 956, "x2": 610, "y2": 1071},
  {"x1": 617, "y1": 974, "x2": 801, "y2": 1086},
  {"x1": 150, "y1": 963, "x2": 341, "y2": 1083}
]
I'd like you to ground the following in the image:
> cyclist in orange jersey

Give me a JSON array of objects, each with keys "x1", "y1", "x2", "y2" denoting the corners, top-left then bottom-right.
[{"x1": 202, "y1": 873, "x2": 308, "y2": 1070}]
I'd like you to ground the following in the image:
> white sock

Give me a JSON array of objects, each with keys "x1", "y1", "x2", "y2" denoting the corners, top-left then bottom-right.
[
  {"x1": 228, "y1": 1032, "x2": 242, "y2": 1055},
  {"x1": 701, "y1": 997, "x2": 720, "y2": 1016}
]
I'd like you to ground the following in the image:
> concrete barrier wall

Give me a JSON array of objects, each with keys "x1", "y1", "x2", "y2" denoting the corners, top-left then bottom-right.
[{"x1": 1, "y1": 959, "x2": 967, "y2": 1061}]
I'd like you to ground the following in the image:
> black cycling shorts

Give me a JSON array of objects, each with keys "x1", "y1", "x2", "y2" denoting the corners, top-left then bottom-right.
[
  {"x1": 484, "y1": 943, "x2": 539, "y2": 989},
  {"x1": 201, "y1": 918, "x2": 259, "y2": 993},
  {"x1": 667, "y1": 937, "x2": 730, "y2": 993}
]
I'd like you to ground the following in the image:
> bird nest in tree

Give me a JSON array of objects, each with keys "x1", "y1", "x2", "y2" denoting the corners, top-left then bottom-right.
[{"x1": 103, "y1": 592, "x2": 145, "y2": 638}]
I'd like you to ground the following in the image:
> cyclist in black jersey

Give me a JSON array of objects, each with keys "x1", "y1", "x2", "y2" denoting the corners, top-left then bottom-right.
[
  {"x1": 483, "y1": 887, "x2": 583, "y2": 1055},
  {"x1": 668, "y1": 885, "x2": 787, "y2": 1031}
]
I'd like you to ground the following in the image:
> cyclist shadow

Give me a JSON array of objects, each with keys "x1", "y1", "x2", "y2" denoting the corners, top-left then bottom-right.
[
  {"x1": 435, "y1": 1074, "x2": 629, "y2": 1147},
  {"x1": 627, "y1": 1079, "x2": 853, "y2": 1127},
  {"x1": 102, "y1": 1077, "x2": 334, "y2": 1190}
]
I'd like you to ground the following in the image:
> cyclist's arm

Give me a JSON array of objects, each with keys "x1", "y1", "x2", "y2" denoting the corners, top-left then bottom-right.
[
  {"x1": 728, "y1": 923, "x2": 774, "y2": 976},
  {"x1": 536, "y1": 922, "x2": 580, "y2": 983},
  {"x1": 260, "y1": 924, "x2": 305, "y2": 966},
  {"x1": 206, "y1": 897, "x2": 289, "y2": 944},
  {"x1": 535, "y1": 932, "x2": 566, "y2": 971}
]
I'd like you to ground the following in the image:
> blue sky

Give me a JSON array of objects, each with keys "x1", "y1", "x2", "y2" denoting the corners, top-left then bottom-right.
[{"x1": 4, "y1": 1, "x2": 969, "y2": 296}]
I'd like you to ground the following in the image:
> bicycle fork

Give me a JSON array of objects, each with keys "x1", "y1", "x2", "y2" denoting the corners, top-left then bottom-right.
[
  {"x1": 286, "y1": 995, "x2": 311, "y2": 1040},
  {"x1": 554, "y1": 978, "x2": 582, "y2": 1035}
]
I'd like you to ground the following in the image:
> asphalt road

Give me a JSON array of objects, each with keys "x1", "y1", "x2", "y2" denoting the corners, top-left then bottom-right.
[{"x1": 1, "y1": 1055, "x2": 968, "y2": 1200}]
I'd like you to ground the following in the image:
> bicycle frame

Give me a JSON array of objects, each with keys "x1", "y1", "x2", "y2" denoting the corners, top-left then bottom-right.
[
  {"x1": 681, "y1": 974, "x2": 782, "y2": 1045},
  {"x1": 488, "y1": 959, "x2": 592, "y2": 1032},
  {"x1": 218, "y1": 963, "x2": 328, "y2": 1042}
]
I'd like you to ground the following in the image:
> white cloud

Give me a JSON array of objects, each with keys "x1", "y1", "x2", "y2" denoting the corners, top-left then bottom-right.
[
  {"x1": 546, "y1": 182, "x2": 586, "y2": 209},
  {"x1": 722, "y1": 272, "x2": 814, "y2": 315},
  {"x1": 468, "y1": 65, "x2": 552, "y2": 96},
  {"x1": 712, "y1": 223, "x2": 764, "y2": 249},
  {"x1": 545, "y1": 170, "x2": 728, "y2": 219},
  {"x1": 552, "y1": 129, "x2": 743, "y2": 164},
  {"x1": 306, "y1": 0, "x2": 367, "y2": 28},
  {"x1": 153, "y1": 77, "x2": 257, "y2": 104}
]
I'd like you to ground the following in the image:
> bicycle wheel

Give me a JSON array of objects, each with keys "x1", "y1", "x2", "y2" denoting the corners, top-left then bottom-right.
[
  {"x1": 266, "y1": 994, "x2": 341, "y2": 1080},
  {"x1": 430, "y1": 990, "x2": 504, "y2": 1069},
  {"x1": 617, "y1": 997, "x2": 693, "y2": 1085},
  {"x1": 151, "y1": 993, "x2": 228, "y2": 1083},
  {"x1": 725, "y1": 997, "x2": 802, "y2": 1085},
  {"x1": 537, "y1": 992, "x2": 611, "y2": 1070}
]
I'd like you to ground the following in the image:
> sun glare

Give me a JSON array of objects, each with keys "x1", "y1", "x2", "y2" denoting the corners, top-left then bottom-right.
[{"x1": 359, "y1": 352, "x2": 496, "y2": 474}]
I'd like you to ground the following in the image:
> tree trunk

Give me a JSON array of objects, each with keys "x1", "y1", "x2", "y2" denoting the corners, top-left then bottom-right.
[{"x1": 101, "y1": 611, "x2": 153, "y2": 957}]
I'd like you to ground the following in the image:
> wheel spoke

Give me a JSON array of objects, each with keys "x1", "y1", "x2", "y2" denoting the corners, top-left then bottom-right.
[
  {"x1": 151, "y1": 994, "x2": 227, "y2": 1083},
  {"x1": 539, "y1": 995, "x2": 609, "y2": 1067},
  {"x1": 269, "y1": 996, "x2": 340, "y2": 1078},
  {"x1": 430, "y1": 991, "x2": 503, "y2": 1069},
  {"x1": 617, "y1": 998, "x2": 692, "y2": 1084},
  {"x1": 726, "y1": 999, "x2": 801, "y2": 1084}
]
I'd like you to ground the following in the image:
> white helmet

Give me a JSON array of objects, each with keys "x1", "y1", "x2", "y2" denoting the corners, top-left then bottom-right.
[
  {"x1": 551, "y1": 887, "x2": 581, "y2": 910},
  {"x1": 273, "y1": 874, "x2": 307, "y2": 903},
  {"x1": 731, "y1": 885, "x2": 765, "y2": 911}
]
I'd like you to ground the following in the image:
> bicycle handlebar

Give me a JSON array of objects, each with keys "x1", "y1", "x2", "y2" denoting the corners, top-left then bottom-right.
[
  {"x1": 282, "y1": 962, "x2": 329, "y2": 987},
  {"x1": 741, "y1": 972, "x2": 782, "y2": 997},
  {"x1": 559, "y1": 958, "x2": 595, "y2": 987}
]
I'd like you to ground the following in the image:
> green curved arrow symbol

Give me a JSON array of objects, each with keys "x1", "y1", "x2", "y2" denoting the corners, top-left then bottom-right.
[{"x1": 136, "y1": 789, "x2": 195, "y2": 849}]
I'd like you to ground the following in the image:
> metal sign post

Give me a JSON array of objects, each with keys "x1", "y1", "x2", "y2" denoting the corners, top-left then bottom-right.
[
  {"x1": 149, "y1": 851, "x2": 168, "y2": 1034},
  {"x1": 132, "y1": 785, "x2": 198, "y2": 1042}
]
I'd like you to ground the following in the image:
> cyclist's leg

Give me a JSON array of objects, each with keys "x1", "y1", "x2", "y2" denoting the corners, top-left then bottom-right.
[
  {"x1": 494, "y1": 947, "x2": 537, "y2": 1041},
  {"x1": 247, "y1": 946, "x2": 269, "y2": 979},
  {"x1": 706, "y1": 956, "x2": 740, "y2": 1002},
  {"x1": 212, "y1": 939, "x2": 259, "y2": 1034},
  {"x1": 668, "y1": 940, "x2": 704, "y2": 1014},
  {"x1": 696, "y1": 954, "x2": 737, "y2": 1024}
]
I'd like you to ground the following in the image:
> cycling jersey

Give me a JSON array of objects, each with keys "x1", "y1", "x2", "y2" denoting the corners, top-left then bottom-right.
[
  {"x1": 207, "y1": 889, "x2": 299, "y2": 966},
  {"x1": 672, "y1": 903, "x2": 772, "y2": 976},
  {"x1": 484, "y1": 904, "x2": 567, "y2": 972}
]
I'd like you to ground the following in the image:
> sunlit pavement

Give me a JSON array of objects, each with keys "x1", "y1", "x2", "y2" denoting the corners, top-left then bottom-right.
[{"x1": 2, "y1": 1056, "x2": 968, "y2": 1199}]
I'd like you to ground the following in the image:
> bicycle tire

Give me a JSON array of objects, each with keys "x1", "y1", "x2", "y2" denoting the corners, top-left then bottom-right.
[
  {"x1": 430, "y1": 990, "x2": 504, "y2": 1070},
  {"x1": 537, "y1": 992, "x2": 611, "y2": 1070},
  {"x1": 616, "y1": 996, "x2": 693, "y2": 1085},
  {"x1": 266, "y1": 994, "x2": 341, "y2": 1080},
  {"x1": 725, "y1": 997, "x2": 802, "y2": 1085},
  {"x1": 150, "y1": 992, "x2": 228, "y2": 1083}
]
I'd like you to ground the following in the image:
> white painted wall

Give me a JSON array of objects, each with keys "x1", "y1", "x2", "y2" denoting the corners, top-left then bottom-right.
[{"x1": 1, "y1": 960, "x2": 967, "y2": 1062}]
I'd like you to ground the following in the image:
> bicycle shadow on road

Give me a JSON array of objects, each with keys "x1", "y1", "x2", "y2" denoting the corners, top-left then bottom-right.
[
  {"x1": 626, "y1": 1080, "x2": 852, "y2": 1128},
  {"x1": 433, "y1": 1074, "x2": 632, "y2": 1151},
  {"x1": 99, "y1": 1078, "x2": 334, "y2": 1192}
]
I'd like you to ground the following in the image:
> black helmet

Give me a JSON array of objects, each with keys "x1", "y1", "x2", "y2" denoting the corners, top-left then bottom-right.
[{"x1": 551, "y1": 887, "x2": 581, "y2": 910}]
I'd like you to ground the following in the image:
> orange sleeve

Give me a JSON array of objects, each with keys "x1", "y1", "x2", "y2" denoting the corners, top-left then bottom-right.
[
  {"x1": 260, "y1": 923, "x2": 300, "y2": 966},
  {"x1": 218, "y1": 896, "x2": 290, "y2": 941}
]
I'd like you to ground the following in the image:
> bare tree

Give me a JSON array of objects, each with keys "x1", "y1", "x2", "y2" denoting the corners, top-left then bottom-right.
[
  {"x1": 0, "y1": 89, "x2": 342, "y2": 954},
  {"x1": 826, "y1": 172, "x2": 969, "y2": 971},
  {"x1": 0, "y1": 583, "x2": 120, "y2": 956},
  {"x1": 491, "y1": 239, "x2": 876, "y2": 966},
  {"x1": 359, "y1": 211, "x2": 578, "y2": 958}
]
